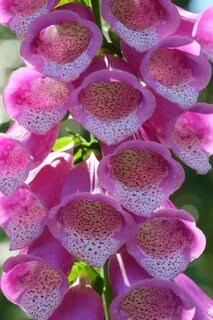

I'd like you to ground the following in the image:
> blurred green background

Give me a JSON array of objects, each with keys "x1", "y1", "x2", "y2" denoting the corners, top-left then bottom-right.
[{"x1": 0, "y1": 0, "x2": 213, "y2": 319}]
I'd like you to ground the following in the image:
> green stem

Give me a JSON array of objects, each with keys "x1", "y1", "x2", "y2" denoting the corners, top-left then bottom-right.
[
  {"x1": 102, "y1": 262, "x2": 113, "y2": 320},
  {"x1": 90, "y1": 0, "x2": 102, "y2": 30}
]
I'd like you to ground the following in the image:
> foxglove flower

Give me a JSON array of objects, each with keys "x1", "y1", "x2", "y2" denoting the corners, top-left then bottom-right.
[
  {"x1": 27, "y1": 151, "x2": 72, "y2": 208},
  {"x1": 22, "y1": 227, "x2": 74, "y2": 276},
  {"x1": 50, "y1": 279, "x2": 104, "y2": 320},
  {"x1": 21, "y1": 10, "x2": 103, "y2": 82},
  {"x1": 4, "y1": 67, "x2": 72, "y2": 135},
  {"x1": 101, "y1": 0, "x2": 180, "y2": 52},
  {"x1": 48, "y1": 193, "x2": 134, "y2": 267},
  {"x1": 69, "y1": 56, "x2": 155, "y2": 145},
  {"x1": 127, "y1": 208, "x2": 206, "y2": 280},
  {"x1": 0, "y1": 133, "x2": 32, "y2": 196},
  {"x1": 140, "y1": 37, "x2": 211, "y2": 108},
  {"x1": 193, "y1": 6, "x2": 213, "y2": 62},
  {"x1": 175, "y1": 274, "x2": 213, "y2": 320},
  {"x1": 0, "y1": 0, "x2": 59, "y2": 37},
  {"x1": 98, "y1": 140, "x2": 185, "y2": 217},
  {"x1": 110, "y1": 278, "x2": 195, "y2": 320},
  {"x1": 146, "y1": 99, "x2": 213, "y2": 174},
  {"x1": 8, "y1": 122, "x2": 59, "y2": 167},
  {"x1": 0, "y1": 187, "x2": 47, "y2": 250},
  {"x1": 0, "y1": 255, "x2": 69, "y2": 320},
  {"x1": 175, "y1": 7, "x2": 198, "y2": 37}
]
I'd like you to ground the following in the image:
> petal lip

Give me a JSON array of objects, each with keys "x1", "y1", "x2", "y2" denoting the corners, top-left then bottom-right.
[
  {"x1": 21, "y1": 10, "x2": 103, "y2": 82},
  {"x1": 69, "y1": 68, "x2": 155, "y2": 145}
]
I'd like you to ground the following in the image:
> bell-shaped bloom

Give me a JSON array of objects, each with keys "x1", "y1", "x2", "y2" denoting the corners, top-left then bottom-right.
[
  {"x1": 98, "y1": 140, "x2": 185, "y2": 217},
  {"x1": 27, "y1": 151, "x2": 72, "y2": 208},
  {"x1": 69, "y1": 56, "x2": 155, "y2": 145},
  {"x1": 0, "y1": 0, "x2": 59, "y2": 37},
  {"x1": 50, "y1": 279, "x2": 104, "y2": 320},
  {"x1": 21, "y1": 10, "x2": 103, "y2": 82},
  {"x1": 4, "y1": 67, "x2": 72, "y2": 135},
  {"x1": 127, "y1": 208, "x2": 206, "y2": 280},
  {"x1": 175, "y1": 274, "x2": 213, "y2": 320},
  {"x1": 0, "y1": 187, "x2": 47, "y2": 250},
  {"x1": 146, "y1": 99, "x2": 213, "y2": 174},
  {"x1": 110, "y1": 278, "x2": 195, "y2": 320},
  {"x1": 101, "y1": 0, "x2": 180, "y2": 52},
  {"x1": 22, "y1": 227, "x2": 74, "y2": 276},
  {"x1": 0, "y1": 123, "x2": 59, "y2": 196},
  {"x1": 141, "y1": 37, "x2": 211, "y2": 109},
  {"x1": 48, "y1": 193, "x2": 134, "y2": 267},
  {"x1": 8, "y1": 122, "x2": 59, "y2": 167},
  {"x1": 57, "y1": 2, "x2": 94, "y2": 22},
  {"x1": 0, "y1": 133, "x2": 32, "y2": 196},
  {"x1": 193, "y1": 6, "x2": 213, "y2": 62},
  {"x1": 0, "y1": 255, "x2": 69, "y2": 320}
]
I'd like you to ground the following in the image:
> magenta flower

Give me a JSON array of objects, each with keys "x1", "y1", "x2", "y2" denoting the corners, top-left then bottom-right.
[
  {"x1": 175, "y1": 274, "x2": 213, "y2": 320},
  {"x1": 69, "y1": 55, "x2": 155, "y2": 145},
  {"x1": 101, "y1": 0, "x2": 180, "y2": 52},
  {"x1": 22, "y1": 227, "x2": 74, "y2": 276},
  {"x1": 0, "y1": 134, "x2": 32, "y2": 196},
  {"x1": 110, "y1": 279, "x2": 195, "y2": 320},
  {"x1": 0, "y1": 255, "x2": 69, "y2": 320},
  {"x1": 98, "y1": 140, "x2": 185, "y2": 217},
  {"x1": 193, "y1": 6, "x2": 213, "y2": 62},
  {"x1": 0, "y1": 187, "x2": 47, "y2": 250},
  {"x1": 21, "y1": 10, "x2": 103, "y2": 82},
  {"x1": 8, "y1": 122, "x2": 59, "y2": 167},
  {"x1": 141, "y1": 37, "x2": 211, "y2": 108},
  {"x1": 48, "y1": 193, "x2": 134, "y2": 267},
  {"x1": 28, "y1": 151, "x2": 72, "y2": 208},
  {"x1": 50, "y1": 279, "x2": 104, "y2": 320},
  {"x1": 127, "y1": 208, "x2": 206, "y2": 280},
  {"x1": 0, "y1": 0, "x2": 59, "y2": 37},
  {"x1": 175, "y1": 7, "x2": 198, "y2": 37},
  {"x1": 4, "y1": 67, "x2": 72, "y2": 134}
]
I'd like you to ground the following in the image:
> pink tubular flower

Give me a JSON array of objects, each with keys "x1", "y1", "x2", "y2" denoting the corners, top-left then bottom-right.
[
  {"x1": 27, "y1": 151, "x2": 72, "y2": 208},
  {"x1": 140, "y1": 37, "x2": 211, "y2": 108},
  {"x1": 21, "y1": 10, "x2": 103, "y2": 82},
  {"x1": 175, "y1": 7, "x2": 198, "y2": 37},
  {"x1": 0, "y1": 255, "x2": 69, "y2": 320},
  {"x1": 69, "y1": 56, "x2": 155, "y2": 145},
  {"x1": 110, "y1": 279, "x2": 195, "y2": 320},
  {"x1": 175, "y1": 274, "x2": 213, "y2": 320},
  {"x1": 22, "y1": 227, "x2": 74, "y2": 276},
  {"x1": 8, "y1": 122, "x2": 59, "y2": 167},
  {"x1": 4, "y1": 67, "x2": 72, "y2": 135},
  {"x1": 0, "y1": 0, "x2": 59, "y2": 37},
  {"x1": 49, "y1": 279, "x2": 104, "y2": 320},
  {"x1": 0, "y1": 187, "x2": 47, "y2": 250},
  {"x1": 193, "y1": 6, "x2": 213, "y2": 62},
  {"x1": 98, "y1": 140, "x2": 185, "y2": 217},
  {"x1": 48, "y1": 193, "x2": 134, "y2": 267},
  {"x1": 101, "y1": 0, "x2": 180, "y2": 52},
  {"x1": 0, "y1": 134, "x2": 32, "y2": 196},
  {"x1": 127, "y1": 208, "x2": 206, "y2": 280}
]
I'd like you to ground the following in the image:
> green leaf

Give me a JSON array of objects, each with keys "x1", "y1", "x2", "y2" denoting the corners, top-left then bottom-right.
[
  {"x1": 53, "y1": 136, "x2": 75, "y2": 151},
  {"x1": 0, "y1": 121, "x2": 11, "y2": 133}
]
